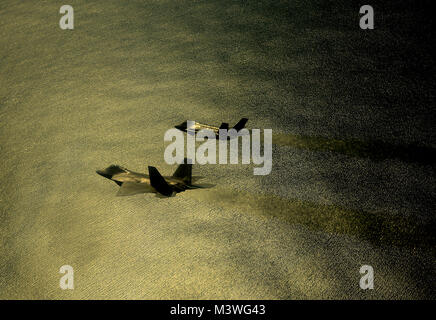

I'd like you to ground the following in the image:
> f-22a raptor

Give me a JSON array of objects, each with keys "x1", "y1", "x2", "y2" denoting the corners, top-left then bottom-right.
[
  {"x1": 175, "y1": 118, "x2": 248, "y2": 139},
  {"x1": 96, "y1": 158, "x2": 213, "y2": 197}
]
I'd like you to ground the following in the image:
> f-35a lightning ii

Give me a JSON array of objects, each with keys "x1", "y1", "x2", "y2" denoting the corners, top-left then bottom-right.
[
  {"x1": 174, "y1": 118, "x2": 248, "y2": 138},
  {"x1": 96, "y1": 158, "x2": 213, "y2": 197}
]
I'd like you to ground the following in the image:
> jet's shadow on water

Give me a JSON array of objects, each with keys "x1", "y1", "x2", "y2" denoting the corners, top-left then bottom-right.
[
  {"x1": 273, "y1": 133, "x2": 436, "y2": 166},
  {"x1": 189, "y1": 189, "x2": 436, "y2": 251}
]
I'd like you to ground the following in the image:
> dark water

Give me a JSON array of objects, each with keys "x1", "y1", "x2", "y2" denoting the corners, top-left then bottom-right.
[{"x1": 0, "y1": 0, "x2": 434, "y2": 299}]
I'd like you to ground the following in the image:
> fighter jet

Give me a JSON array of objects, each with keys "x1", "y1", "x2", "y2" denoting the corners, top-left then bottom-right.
[
  {"x1": 174, "y1": 118, "x2": 248, "y2": 139},
  {"x1": 96, "y1": 158, "x2": 213, "y2": 197}
]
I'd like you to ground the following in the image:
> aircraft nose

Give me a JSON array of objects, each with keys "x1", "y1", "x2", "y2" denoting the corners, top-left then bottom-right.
[{"x1": 96, "y1": 170, "x2": 112, "y2": 179}]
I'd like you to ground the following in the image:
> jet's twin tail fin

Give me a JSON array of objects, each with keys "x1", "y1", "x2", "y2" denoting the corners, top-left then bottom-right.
[
  {"x1": 233, "y1": 118, "x2": 248, "y2": 131},
  {"x1": 172, "y1": 158, "x2": 192, "y2": 184},
  {"x1": 219, "y1": 122, "x2": 229, "y2": 130},
  {"x1": 148, "y1": 166, "x2": 173, "y2": 197}
]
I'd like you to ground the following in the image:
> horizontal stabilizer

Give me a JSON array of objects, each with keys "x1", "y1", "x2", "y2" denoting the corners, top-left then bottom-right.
[{"x1": 188, "y1": 183, "x2": 216, "y2": 189}]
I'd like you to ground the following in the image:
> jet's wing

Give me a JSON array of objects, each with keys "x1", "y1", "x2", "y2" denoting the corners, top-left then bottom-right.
[
  {"x1": 116, "y1": 182, "x2": 152, "y2": 196},
  {"x1": 148, "y1": 166, "x2": 174, "y2": 197},
  {"x1": 171, "y1": 183, "x2": 190, "y2": 193}
]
